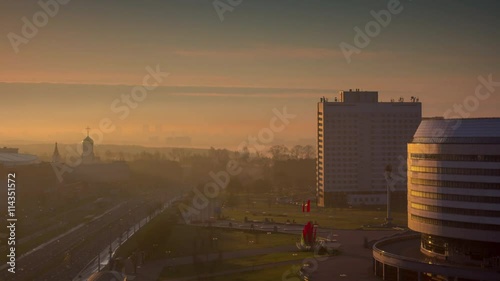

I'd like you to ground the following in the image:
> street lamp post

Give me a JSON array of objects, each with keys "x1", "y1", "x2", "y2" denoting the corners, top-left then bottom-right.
[
  {"x1": 384, "y1": 164, "x2": 393, "y2": 227},
  {"x1": 97, "y1": 253, "x2": 101, "y2": 272},
  {"x1": 108, "y1": 224, "x2": 113, "y2": 262}
]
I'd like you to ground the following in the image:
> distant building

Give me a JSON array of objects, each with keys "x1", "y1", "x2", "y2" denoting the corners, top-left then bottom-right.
[
  {"x1": 316, "y1": 90, "x2": 421, "y2": 207},
  {"x1": 0, "y1": 146, "x2": 39, "y2": 166},
  {"x1": 52, "y1": 142, "x2": 61, "y2": 163},
  {"x1": 165, "y1": 136, "x2": 192, "y2": 146},
  {"x1": 55, "y1": 128, "x2": 130, "y2": 183},
  {"x1": 373, "y1": 118, "x2": 500, "y2": 281},
  {"x1": 0, "y1": 147, "x2": 19, "y2": 153},
  {"x1": 82, "y1": 126, "x2": 95, "y2": 164},
  {"x1": 71, "y1": 161, "x2": 130, "y2": 183}
]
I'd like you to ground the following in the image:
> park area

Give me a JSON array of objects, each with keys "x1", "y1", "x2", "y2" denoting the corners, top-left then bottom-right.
[
  {"x1": 113, "y1": 198, "x2": 405, "y2": 280},
  {"x1": 221, "y1": 195, "x2": 407, "y2": 230},
  {"x1": 114, "y1": 204, "x2": 330, "y2": 280}
]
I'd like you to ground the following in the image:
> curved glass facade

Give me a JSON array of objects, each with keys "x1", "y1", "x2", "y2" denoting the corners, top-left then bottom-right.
[
  {"x1": 373, "y1": 118, "x2": 500, "y2": 281},
  {"x1": 408, "y1": 119, "x2": 500, "y2": 263}
]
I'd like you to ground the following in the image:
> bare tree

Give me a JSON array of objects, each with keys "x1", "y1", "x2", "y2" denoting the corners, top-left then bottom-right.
[
  {"x1": 169, "y1": 148, "x2": 191, "y2": 162},
  {"x1": 268, "y1": 145, "x2": 290, "y2": 161},
  {"x1": 104, "y1": 150, "x2": 115, "y2": 161},
  {"x1": 240, "y1": 146, "x2": 250, "y2": 162},
  {"x1": 303, "y1": 145, "x2": 315, "y2": 159},
  {"x1": 290, "y1": 145, "x2": 303, "y2": 159}
]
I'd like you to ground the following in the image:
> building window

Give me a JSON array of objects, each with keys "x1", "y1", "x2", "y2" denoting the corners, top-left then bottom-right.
[
  {"x1": 411, "y1": 214, "x2": 500, "y2": 231},
  {"x1": 411, "y1": 153, "x2": 500, "y2": 162},
  {"x1": 410, "y1": 165, "x2": 500, "y2": 176},
  {"x1": 411, "y1": 202, "x2": 500, "y2": 217},
  {"x1": 411, "y1": 177, "x2": 500, "y2": 190},
  {"x1": 410, "y1": 190, "x2": 500, "y2": 204}
]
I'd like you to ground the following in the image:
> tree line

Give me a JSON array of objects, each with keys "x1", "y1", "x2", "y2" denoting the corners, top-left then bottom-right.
[{"x1": 121, "y1": 144, "x2": 316, "y2": 201}]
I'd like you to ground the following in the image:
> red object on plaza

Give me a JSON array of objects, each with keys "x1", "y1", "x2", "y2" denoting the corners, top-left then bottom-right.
[
  {"x1": 302, "y1": 221, "x2": 314, "y2": 245},
  {"x1": 307, "y1": 199, "x2": 311, "y2": 212}
]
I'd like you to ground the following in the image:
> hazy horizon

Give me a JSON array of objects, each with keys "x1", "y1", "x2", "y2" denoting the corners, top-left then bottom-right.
[
  {"x1": 0, "y1": 1, "x2": 499, "y2": 280},
  {"x1": 1, "y1": 0, "x2": 499, "y2": 148}
]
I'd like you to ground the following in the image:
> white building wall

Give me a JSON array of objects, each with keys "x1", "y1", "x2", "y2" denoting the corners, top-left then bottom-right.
[{"x1": 317, "y1": 91, "x2": 421, "y2": 206}]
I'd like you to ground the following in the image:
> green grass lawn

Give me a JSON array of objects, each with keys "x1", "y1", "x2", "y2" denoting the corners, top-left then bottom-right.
[
  {"x1": 214, "y1": 264, "x2": 301, "y2": 281},
  {"x1": 158, "y1": 252, "x2": 310, "y2": 280},
  {"x1": 155, "y1": 224, "x2": 298, "y2": 258},
  {"x1": 222, "y1": 199, "x2": 407, "y2": 229},
  {"x1": 115, "y1": 206, "x2": 301, "y2": 261}
]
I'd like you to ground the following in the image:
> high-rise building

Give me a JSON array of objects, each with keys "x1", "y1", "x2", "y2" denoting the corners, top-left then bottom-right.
[
  {"x1": 316, "y1": 90, "x2": 421, "y2": 207},
  {"x1": 373, "y1": 118, "x2": 500, "y2": 281}
]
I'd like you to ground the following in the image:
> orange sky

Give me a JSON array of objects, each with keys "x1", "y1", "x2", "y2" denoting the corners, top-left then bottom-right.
[{"x1": 1, "y1": 0, "x2": 499, "y2": 148}]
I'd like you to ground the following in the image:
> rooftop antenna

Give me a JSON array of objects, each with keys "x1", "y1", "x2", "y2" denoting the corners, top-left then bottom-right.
[{"x1": 86, "y1": 126, "x2": 91, "y2": 137}]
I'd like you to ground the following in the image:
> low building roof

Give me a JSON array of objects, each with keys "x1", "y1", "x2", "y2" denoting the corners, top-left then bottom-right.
[{"x1": 0, "y1": 152, "x2": 40, "y2": 166}]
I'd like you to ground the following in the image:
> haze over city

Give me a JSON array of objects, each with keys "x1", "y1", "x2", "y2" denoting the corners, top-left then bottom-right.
[
  {"x1": 1, "y1": 0, "x2": 499, "y2": 147},
  {"x1": 0, "y1": 1, "x2": 499, "y2": 281}
]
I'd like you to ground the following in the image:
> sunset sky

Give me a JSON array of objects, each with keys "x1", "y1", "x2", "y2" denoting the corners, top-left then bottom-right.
[{"x1": 1, "y1": 0, "x2": 499, "y2": 148}]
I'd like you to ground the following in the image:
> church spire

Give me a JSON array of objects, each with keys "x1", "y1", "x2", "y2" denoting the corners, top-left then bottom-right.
[
  {"x1": 82, "y1": 126, "x2": 95, "y2": 164},
  {"x1": 52, "y1": 142, "x2": 61, "y2": 163}
]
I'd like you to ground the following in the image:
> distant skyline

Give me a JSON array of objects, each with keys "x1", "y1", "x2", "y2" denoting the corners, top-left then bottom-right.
[{"x1": 1, "y1": 0, "x2": 499, "y2": 148}]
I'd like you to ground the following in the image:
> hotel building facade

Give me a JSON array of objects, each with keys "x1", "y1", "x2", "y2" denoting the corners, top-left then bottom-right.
[{"x1": 316, "y1": 90, "x2": 421, "y2": 207}]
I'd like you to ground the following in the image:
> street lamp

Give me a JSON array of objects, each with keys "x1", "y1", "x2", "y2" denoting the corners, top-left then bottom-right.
[
  {"x1": 384, "y1": 164, "x2": 394, "y2": 227},
  {"x1": 108, "y1": 224, "x2": 113, "y2": 261}
]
